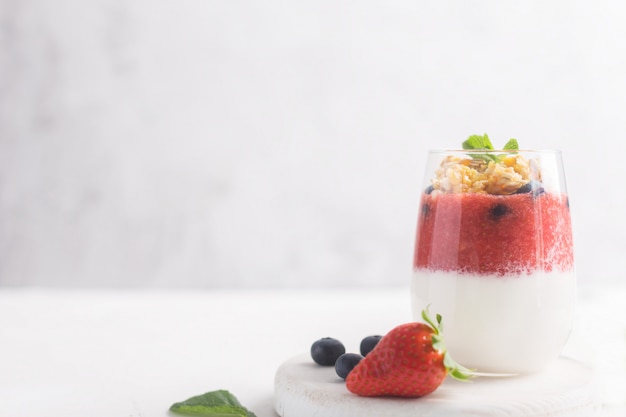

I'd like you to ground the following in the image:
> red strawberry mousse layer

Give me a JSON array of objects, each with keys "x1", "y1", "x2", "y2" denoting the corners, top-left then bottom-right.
[{"x1": 414, "y1": 191, "x2": 573, "y2": 276}]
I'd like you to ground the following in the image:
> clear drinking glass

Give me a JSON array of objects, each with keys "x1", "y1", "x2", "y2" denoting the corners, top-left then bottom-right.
[{"x1": 411, "y1": 149, "x2": 575, "y2": 374}]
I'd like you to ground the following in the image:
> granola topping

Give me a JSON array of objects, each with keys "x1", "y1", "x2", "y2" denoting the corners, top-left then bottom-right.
[{"x1": 431, "y1": 154, "x2": 541, "y2": 195}]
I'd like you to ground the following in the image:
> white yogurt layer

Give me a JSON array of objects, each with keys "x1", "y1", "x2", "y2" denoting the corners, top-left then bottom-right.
[{"x1": 411, "y1": 269, "x2": 576, "y2": 374}]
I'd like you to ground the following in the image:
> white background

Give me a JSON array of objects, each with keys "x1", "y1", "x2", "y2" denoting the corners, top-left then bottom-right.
[{"x1": 1, "y1": 0, "x2": 624, "y2": 288}]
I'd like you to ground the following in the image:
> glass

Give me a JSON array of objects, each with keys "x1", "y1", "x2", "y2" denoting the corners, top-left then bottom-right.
[{"x1": 411, "y1": 149, "x2": 575, "y2": 374}]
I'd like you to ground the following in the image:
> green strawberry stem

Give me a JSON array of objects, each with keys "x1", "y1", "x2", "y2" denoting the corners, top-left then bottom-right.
[{"x1": 421, "y1": 307, "x2": 474, "y2": 382}]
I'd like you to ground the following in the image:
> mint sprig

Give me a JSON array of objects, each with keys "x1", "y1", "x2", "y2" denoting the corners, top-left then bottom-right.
[
  {"x1": 462, "y1": 134, "x2": 495, "y2": 151},
  {"x1": 462, "y1": 134, "x2": 519, "y2": 162},
  {"x1": 503, "y1": 138, "x2": 519, "y2": 150},
  {"x1": 170, "y1": 390, "x2": 257, "y2": 417}
]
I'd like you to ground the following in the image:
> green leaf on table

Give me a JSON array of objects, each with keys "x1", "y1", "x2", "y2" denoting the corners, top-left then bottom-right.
[{"x1": 170, "y1": 390, "x2": 257, "y2": 417}]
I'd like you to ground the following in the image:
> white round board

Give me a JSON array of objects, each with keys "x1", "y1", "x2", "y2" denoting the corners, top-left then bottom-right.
[{"x1": 274, "y1": 354, "x2": 601, "y2": 417}]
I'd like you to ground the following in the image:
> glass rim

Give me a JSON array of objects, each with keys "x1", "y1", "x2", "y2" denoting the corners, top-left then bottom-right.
[{"x1": 428, "y1": 149, "x2": 562, "y2": 154}]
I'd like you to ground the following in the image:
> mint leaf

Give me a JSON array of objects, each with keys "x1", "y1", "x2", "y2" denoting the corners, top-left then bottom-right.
[
  {"x1": 170, "y1": 390, "x2": 257, "y2": 417},
  {"x1": 503, "y1": 138, "x2": 519, "y2": 150},
  {"x1": 462, "y1": 134, "x2": 494, "y2": 150},
  {"x1": 463, "y1": 134, "x2": 498, "y2": 162},
  {"x1": 462, "y1": 134, "x2": 521, "y2": 163}
]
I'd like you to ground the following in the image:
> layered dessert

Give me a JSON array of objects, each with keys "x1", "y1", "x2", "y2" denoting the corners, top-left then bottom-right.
[{"x1": 411, "y1": 141, "x2": 575, "y2": 374}]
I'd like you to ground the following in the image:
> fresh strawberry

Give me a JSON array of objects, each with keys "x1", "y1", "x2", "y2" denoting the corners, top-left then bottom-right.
[{"x1": 345, "y1": 307, "x2": 472, "y2": 397}]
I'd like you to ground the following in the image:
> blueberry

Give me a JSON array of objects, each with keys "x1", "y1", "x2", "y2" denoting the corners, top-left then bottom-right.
[
  {"x1": 360, "y1": 335, "x2": 383, "y2": 356},
  {"x1": 489, "y1": 203, "x2": 511, "y2": 220},
  {"x1": 311, "y1": 338, "x2": 345, "y2": 366},
  {"x1": 335, "y1": 353, "x2": 363, "y2": 379},
  {"x1": 514, "y1": 180, "x2": 545, "y2": 198},
  {"x1": 421, "y1": 203, "x2": 431, "y2": 217},
  {"x1": 425, "y1": 185, "x2": 435, "y2": 195}
]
